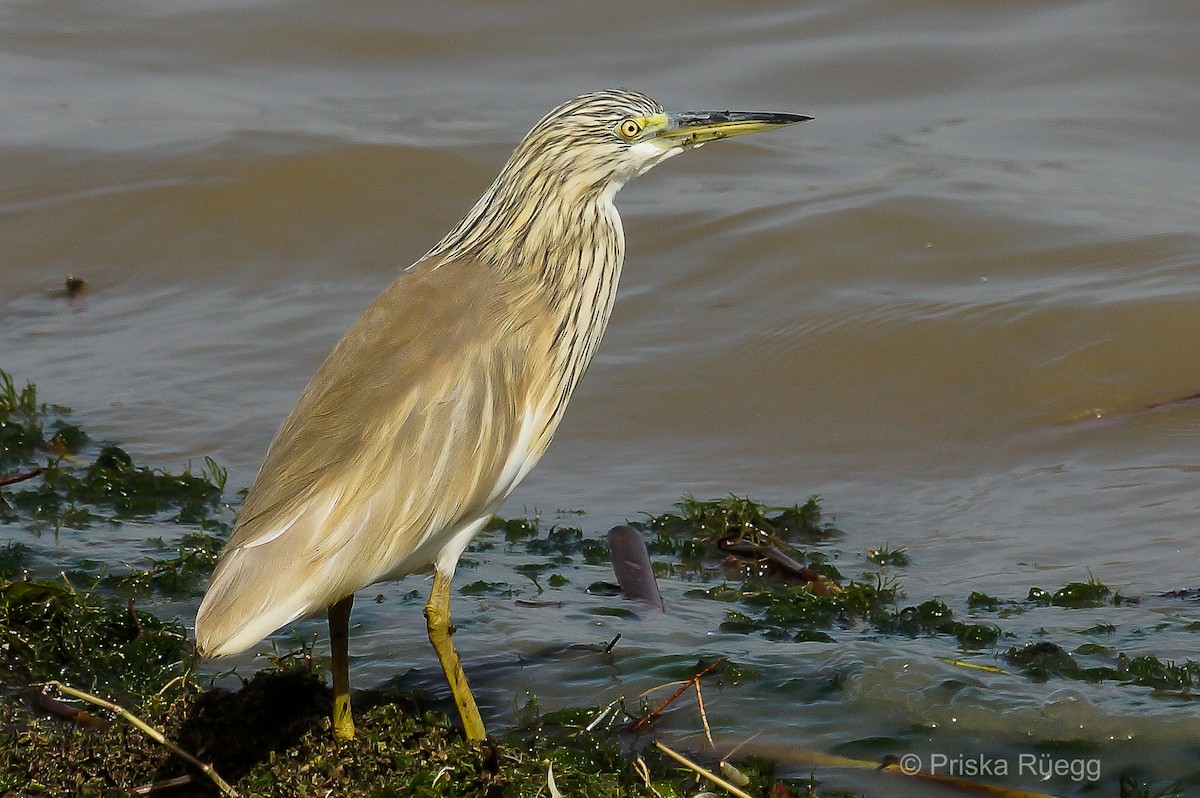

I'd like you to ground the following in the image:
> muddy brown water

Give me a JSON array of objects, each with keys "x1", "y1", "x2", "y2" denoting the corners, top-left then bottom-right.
[{"x1": 3, "y1": 2, "x2": 1199, "y2": 793}]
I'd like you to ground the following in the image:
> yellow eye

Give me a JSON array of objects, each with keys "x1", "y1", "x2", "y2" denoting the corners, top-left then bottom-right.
[{"x1": 617, "y1": 118, "x2": 642, "y2": 140}]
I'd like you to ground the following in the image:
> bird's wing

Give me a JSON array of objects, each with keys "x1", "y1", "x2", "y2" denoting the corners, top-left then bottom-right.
[{"x1": 195, "y1": 257, "x2": 554, "y2": 656}]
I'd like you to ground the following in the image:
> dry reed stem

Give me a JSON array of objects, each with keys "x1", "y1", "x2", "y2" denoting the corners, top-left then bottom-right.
[
  {"x1": 39, "y1": 681, "x2": 239, "y2": 797},
  {"x1": 653, "y1": 741, "x2": 754, "y2": 798},
  {"x1": 693, "y1": 679, "x2": 714, "y2": 749}
]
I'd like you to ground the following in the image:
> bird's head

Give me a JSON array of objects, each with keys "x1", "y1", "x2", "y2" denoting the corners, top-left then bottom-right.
[
  {"x1": 428, "y1": 89, "x2": 809, "y2": 267},
  {"x1": 515, "y1": 89, "x2": 812, "y2": 191}
]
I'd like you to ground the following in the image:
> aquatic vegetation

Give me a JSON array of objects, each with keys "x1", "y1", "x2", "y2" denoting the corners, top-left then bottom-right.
[
  {"x1": 2, "y1": 369, "x2": 230, "y2": 603},
  {"x1": 0, "y1": 542, "x2": 30, "y2": 578},
  {"x1": 2, "y1": 372, "x2": 1196, "y2": 796},
  {"x1": 636, "y1": 494, "x2": 840, "y2": 558},
  {"x1": 0, "y1": 371, "x2": 84, "y2": 471},
  {"x1": 103, "y1": 531, "x2": 228, "y2": 598},
  {"x1": 0, "y1": 368, "x2": 229, "y2": 534},
  {"x1": 0, "y1": 576, "x2": 193, "y2": 700},
  {"x1": 1006, "y1": 640, "x2": 1200, "y2": 693},
  {"x1": 2, "y1": 657, "x2": 815, "y2": 797},
  {"x1": 1027, "y1": 574, "x2": 1114, "y2": 608},
  {"x1": 865, "y1": 544, "x2": 909, "y2": 567}
]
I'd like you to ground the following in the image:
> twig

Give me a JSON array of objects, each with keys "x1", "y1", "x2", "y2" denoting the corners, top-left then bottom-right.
[
  {"x1": 632, "y1": 657, "x2": 725, "y2": 731},
  {"x1": 0, "y1": 466, "x2": 46, "y2": 487},
  {"x1": 584, "y1": 699, "x2": 624, "y2": 733},
  {"x1": 654, "y1": 741, "x2": 754, "y2": 798},
  {"x1": 39, "y1": 682, "x2": 238, "y2": 797},
  {"x1": 1145, "y1": 391, "x2": 1200, "y2": 411},
  {"x1": 633, "y1": 756, "x2": 665, "y2": 798},
  {"x1": 694, "y1": 679, "x2": 714, "y2": 749},
  {"x1": 155, "y1": 675, "x2": 193, "y2": 698},
  {"x1": 717, "y1": 539, "x2": 842, "y2": 594},
  {"x1": 720, "y1": 730, "x2": 761, "y2": 762}
]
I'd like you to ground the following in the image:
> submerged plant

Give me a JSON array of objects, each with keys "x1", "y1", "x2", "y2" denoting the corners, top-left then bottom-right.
[{"x1": 1, "y1": 369, "x2": 230, "y2": 535}]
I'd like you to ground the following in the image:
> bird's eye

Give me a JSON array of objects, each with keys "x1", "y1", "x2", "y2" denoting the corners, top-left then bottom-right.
[{"x1": 617, "y1": 118, "x2": 643, "y2": 140}]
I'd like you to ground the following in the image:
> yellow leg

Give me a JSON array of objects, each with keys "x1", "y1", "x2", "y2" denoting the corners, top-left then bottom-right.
[
  {"x1": 425, "y1": 568, "x2": 487, "y2": 741},
  {"x1": 329, "y1": 594, "x2": 355, "y2": 740}
]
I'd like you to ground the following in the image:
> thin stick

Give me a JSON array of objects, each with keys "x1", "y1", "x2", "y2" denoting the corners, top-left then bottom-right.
[
  {"x1": 632, "y1": 657, "x2": 725, "y2": 731},
  {"x1": 693, "y1": 680, "x2": 714, "y2": 749},
  {"x1": 40, "y1": 682, "x2": 238, "y2": 797},
  {"x1": 633, "y1": 756, "x2": 665, "y2": 798},
  {"x1": 721, "y1": 730, "x2": 761, "y2": 762},
  {"x1": 0, "y1": 466, "x2": 46, "y2": 487},
  {"x1": 654, "y1": 741, "x2": 754, "y2": 798}
]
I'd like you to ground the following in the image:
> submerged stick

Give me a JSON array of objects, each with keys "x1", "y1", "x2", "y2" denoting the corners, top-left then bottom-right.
[
  {"x1": 717, "y1": 538, "x2": 842, "y2": 594},
  {"x1": 0, "y1": 466, "x2": 46, "y2": 487},
  {"x1": 38, "y1": 682, "x2": 238, "y2": 797},
  {"x1": 632, "y1": 756, "x2": 665, "y2": 798}
]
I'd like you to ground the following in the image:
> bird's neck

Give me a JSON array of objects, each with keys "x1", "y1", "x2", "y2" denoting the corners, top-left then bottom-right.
[
  {"x1": 427, "y1": 168, "x2": 628, "y2": 418},
  {"x1": 429, "y1": 168, "x2": 627, "y2": 297}
]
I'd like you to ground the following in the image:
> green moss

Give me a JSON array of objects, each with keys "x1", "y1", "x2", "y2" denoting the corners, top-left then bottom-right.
[
  {"x1": 967, "y1": 591, "x2": 999, "y2": 610},
  {"x1": 459, "y1": 580, "x2": 513, "y2": 597}
]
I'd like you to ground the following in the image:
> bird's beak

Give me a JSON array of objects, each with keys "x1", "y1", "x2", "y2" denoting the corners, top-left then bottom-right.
[{"x1": 651, "y1": 110, "x2": 812, "y2": 148}]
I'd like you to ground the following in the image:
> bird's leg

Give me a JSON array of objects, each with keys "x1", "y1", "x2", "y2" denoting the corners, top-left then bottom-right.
[
  {"x1": 328, "y1": 594, "x2": 355, "y2": 740},
  {"x1": 424, "y1": 567, "x2": 487, "y2": 741}
]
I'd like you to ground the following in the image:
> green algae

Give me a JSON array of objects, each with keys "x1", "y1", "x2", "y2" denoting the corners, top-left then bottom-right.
[
  {"x1": 1, "y1": 369, "x2": 229, "y2": 535},
  {"x1": 0, "y1": 576, "x2": 193, "y2": 700},
  {"x1": 1026, "y1": 574, "x2": 1115, "y2": 608},
  {"x1": 1005, "y1": 640, "x2": 1200, "y2": 692},
  {"x1": 102, "y1": 531, "x2": 227, "y2": 598},
  {"x1": 636, "y1": 494, "x2": 840, "y2": 558},
  {"x1": 0, "y1": 371, "x2": 83, "y2": 473}
]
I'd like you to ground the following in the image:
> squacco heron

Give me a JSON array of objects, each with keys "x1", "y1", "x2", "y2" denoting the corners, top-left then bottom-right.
[{"x1": 195, "y1": 90, "x2": 808, "y2": 741}]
